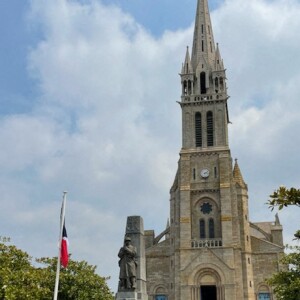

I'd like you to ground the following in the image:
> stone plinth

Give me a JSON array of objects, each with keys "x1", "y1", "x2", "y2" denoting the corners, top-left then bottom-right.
[{"x1": 116, "y1": 291, "x2": 137, "y2": 300}]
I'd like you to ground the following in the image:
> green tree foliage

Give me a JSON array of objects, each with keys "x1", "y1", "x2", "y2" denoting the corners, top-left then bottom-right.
[
  {"x1": 0, "y1": 239, "x2": 47, "y2": 299},
  {"x1": 268, "y1": 186, "x2": 300, "y2": 210},
  {"x1": 36, "y1": 257, "x2": 114, "y2": 300},
  {"x1": 266, "y1": 187, "x2": 300, "y2": 299},
  {"x1": 268, "y1": 186, "x2": 300, "y2": 240},
  {"x1": 267, "y1": 246, "x2": 300, "y2": 300},
  {"x1": 0, "y1": 238, "x2": 114, "y2": 300}
]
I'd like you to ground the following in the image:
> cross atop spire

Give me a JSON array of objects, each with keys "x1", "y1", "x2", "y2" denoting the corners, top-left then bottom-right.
[{"x1": 191, "y1": 0, "x2": 216, "y2": 70}]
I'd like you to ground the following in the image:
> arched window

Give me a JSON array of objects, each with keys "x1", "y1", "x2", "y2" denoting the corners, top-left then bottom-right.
[
  {"x1": 155, "y1": 296, "x2": 167, "y2": 300},
  {"x1": 200, "y1": 219, "x2": 206, "y2": 238},
  {"x1": 258, "y1": 293, "x2": 270, "y2": 300},
  {"x1": 195, "y1": 112, "x2": 202, "y2": 147},
  {"x1": 183, "y1": 81, "x2": 187, "y2": 95},
  {"x1": 214, "y1": 77, "x2": 219, "y2": 92},
  {"x1": 188, "y1": 80, "x2": 192, "y2": 95},
  {"x1": 209, "y1": 218, "x2": 215, "y2": 238},
  {"x1": 207, "y1": 111, "x2": 214, "y2": 146},
  {"x1": 200, "y1": 72, "x2": 206, "y2": 94},
  {"x1": 220, "y1": 77, "x2": 224, "y2": 91}
]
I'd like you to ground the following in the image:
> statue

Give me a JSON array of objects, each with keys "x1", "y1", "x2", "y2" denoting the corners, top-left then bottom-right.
[{"x1": 118, "y1": 236, "x2": 137, "y2": 290}]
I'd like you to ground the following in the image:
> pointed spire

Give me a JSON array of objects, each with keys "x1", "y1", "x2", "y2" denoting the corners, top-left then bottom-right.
[
  {"x1": 233, "y1": 159, "x2": 246, "y2": 188},
  {"x1": 275, "y1": 213, "x2": 281, "y2": 226},
  {"x1": 215, "y1": 43, "x2": 224, "y2": 70},
  {"x1": 191, "y1": 0, "x2": 216, "y2": 70},
  {"x1": 181, "y1": 46, "x2": 193, "y2": 74}
]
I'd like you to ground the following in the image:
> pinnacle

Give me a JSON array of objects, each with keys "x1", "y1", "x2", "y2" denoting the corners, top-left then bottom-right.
[{"x1": 233, "y1": 159, "x2": 246, "y2": 188}]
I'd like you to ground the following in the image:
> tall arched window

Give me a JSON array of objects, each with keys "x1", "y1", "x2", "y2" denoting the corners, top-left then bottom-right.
[
  {"x1": 207, "y1": 111, "x2": 214, "y2": 146},
  {"x1": 195, "y1": 112, "x2": 202, "y2": 147},
  {"x1": 200, "y1": 219, "x2": 206, "y2": 238},
  {"x1": 200, "y1": 72, "x2": 206, "y2": 94},
  {"x1": 215, "y1": 77, "x2": 219, "y2": 92},
  {"x1": 188, "y1": 80, "x2": 192, "y2": 95},
  {"x1": 220, "y1": 77, "x2": 224, "y2": 91},
  {"x1": 183, "y1": 81, "x2": 187, "y2": 95},
  {"x1": 209, "y1": 218, "x2": 215, "y2": 238}
]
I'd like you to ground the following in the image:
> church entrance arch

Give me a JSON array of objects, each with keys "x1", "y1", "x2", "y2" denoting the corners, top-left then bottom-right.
[
  {"x1": 191, "y1": 268, "x2": 225, "y2": 300},
  {"x1": 201, "y1": 285, "x2": 217, "y2": 300}
]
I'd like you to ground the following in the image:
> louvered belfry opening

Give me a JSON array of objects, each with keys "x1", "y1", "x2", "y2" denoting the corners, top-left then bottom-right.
[
  {"x1": 207, "y1": 111, "x2": 214, "y2": 146},
  {"x1": 200, "y1": 72, "x2": 206, "y2": 94},
  {"x1": 195, "y1": 112, "x2": 202, "y2": 147}
]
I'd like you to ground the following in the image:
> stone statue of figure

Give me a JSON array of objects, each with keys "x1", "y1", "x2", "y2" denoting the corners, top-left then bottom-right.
[{"x1": 118, "y1": 236, "x2": 137, "y2": 290}]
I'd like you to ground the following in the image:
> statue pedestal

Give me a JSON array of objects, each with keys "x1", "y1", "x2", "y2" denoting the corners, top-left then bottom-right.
[{"x1": 115, "y1": 291, "x2": 137, "y2": 300}]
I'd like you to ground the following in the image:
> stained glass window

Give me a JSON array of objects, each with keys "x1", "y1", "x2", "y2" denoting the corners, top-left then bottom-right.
[{"x1": 201, "y1": 203, "x2": 212, "y2": 214}]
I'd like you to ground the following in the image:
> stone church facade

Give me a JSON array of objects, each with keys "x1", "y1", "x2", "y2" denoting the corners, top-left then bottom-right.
[{"x1": 144, "y1": 1, "x2": 284, "y2": 300}]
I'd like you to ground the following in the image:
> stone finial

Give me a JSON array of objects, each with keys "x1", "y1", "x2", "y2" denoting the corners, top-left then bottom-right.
[
  {"x1": 233, "y1": 159, "x2": 246, "y2": 188},
  {"x1": 181, "y1": 46, "x2": 193, "y2": 74},
  {"x1": 275, "y1": 213, "x2": 281, "y2": 226}
]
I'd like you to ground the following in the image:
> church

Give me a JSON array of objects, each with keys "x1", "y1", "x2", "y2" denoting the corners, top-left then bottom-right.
[{"x1": 143, "y1": 1, "x2": 284, "y2": 299}]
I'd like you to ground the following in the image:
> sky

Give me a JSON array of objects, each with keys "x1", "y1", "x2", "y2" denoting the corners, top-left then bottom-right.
[{"x1": 0, "y1": 0, "x2": 300, "y2": 292}]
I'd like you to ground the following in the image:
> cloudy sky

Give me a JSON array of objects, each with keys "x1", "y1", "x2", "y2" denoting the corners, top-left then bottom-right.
[{"x1": 1, "y1": 0, "x2": 299, "y2": 292}]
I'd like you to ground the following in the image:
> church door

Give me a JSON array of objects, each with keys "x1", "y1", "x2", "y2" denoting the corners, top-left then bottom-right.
[{"x1": 200, "y1": 285, "x2": 217, "y2": 300}]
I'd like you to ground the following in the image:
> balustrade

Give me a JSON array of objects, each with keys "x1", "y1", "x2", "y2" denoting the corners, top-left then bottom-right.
[{"x1": 191, "y1": 238, "x2": 222, "y2": 248}]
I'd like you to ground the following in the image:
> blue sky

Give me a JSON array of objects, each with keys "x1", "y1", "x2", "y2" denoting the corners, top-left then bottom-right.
[
  {"x1": 1, "y1": 0, "x2": 300, "y2": 292},
  {"x1": 0, "y1": 0, "x2": 220, "y2": 114}
]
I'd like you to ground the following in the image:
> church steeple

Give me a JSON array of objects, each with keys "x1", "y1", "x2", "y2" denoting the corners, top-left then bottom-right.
[
  {"x1": 180, "y1": 0, "x2": 227, "y2": 99},
  {"x1": 191, "y1": 0, "x2": 216, "y2": 70},
  {"x1": 145, "y1": 1, "x2": 284, "y2": 299}
]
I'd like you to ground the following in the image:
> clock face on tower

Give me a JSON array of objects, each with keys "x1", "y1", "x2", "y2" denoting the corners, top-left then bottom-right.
[{"x1": 200, "y1": 168, "x2": 210, "y2": 178}]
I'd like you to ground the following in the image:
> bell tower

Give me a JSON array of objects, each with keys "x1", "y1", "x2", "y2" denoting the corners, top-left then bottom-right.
[
  {"x1": 145, "y1": 1, "x2": 284, "y2": 300},
  {"x1": 170, "y1": 0, "x2": 255, "y2": 299}
]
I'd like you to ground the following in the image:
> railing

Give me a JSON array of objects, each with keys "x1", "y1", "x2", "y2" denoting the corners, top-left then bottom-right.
[
  {"x1": 191, "y1": 238, "x2": 223, "y2": 248},
  {"x1": 181, "y1": 94, "x2": 227, "y2": 102}
]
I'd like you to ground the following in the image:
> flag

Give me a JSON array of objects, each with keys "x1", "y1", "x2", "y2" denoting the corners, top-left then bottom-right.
[{"x1": 60, "y1": 223, "x2": 69, "y2": 268}]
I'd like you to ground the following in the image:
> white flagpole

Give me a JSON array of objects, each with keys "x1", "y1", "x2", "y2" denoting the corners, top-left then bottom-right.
[{"x1": 53, "y1": 191, "x2": 67, "y2": 300}]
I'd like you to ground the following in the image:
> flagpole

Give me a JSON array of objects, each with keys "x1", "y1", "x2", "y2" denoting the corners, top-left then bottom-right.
[{"x1": 53, "y1": 191, "x2": 67, "y2": 300}]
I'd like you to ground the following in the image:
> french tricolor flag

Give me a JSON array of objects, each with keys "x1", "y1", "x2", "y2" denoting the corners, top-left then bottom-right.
[{"x1": 60, "y1": 223, "x2": 69, "y2": 268}]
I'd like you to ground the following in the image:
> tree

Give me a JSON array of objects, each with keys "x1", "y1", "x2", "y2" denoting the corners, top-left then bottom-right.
[
  {"x1": 266, "y1": 187, "x2": 300, "y2": 299},
  {"x1": 267, "y1": 246, "x2": 300, "y2": 300},
  {"x1": 268, "y1": 186, "x2": 300, "y2": 209},
  {"x1": 0, "y1": 238, "x2": 114, "y2": 300},
  {"x1": 268, "y1": 186, "x2": 300, "y2": 240},
  {"x1": 36, "y1": 257, "x2": 114, "y2": 300},
  {"x1": 0, "y1": 238, "x2": 47, "y2": 299}
]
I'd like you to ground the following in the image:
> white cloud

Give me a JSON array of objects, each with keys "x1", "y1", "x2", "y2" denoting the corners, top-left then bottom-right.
[
  {"x1": 212, "y1": 0, "x2": 300, "y2": 243},
  {"x1": 1, "y1": 0, "x2": 300, "y2": 291}
]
